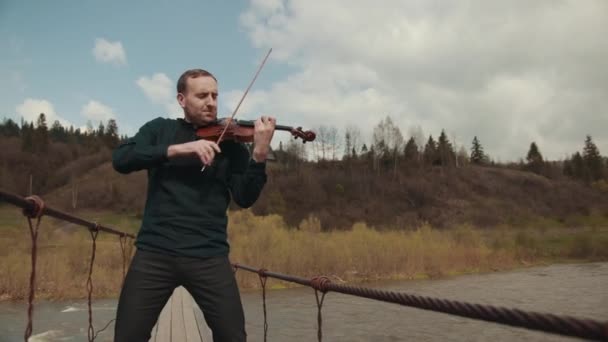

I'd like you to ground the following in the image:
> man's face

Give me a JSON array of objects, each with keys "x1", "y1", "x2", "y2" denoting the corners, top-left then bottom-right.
[{"x1": 177, "y1": 76, "x2": 218, "y2": 126}]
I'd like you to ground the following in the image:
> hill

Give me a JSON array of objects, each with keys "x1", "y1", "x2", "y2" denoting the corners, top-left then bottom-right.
[{"x1": 37, "y1": 158, "x2": 608, "y2": 230}]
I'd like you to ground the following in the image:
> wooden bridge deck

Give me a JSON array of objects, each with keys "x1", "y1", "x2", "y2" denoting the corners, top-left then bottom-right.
[{"x1": 149, "y1": 286, "x2": 213, "y2": 342}]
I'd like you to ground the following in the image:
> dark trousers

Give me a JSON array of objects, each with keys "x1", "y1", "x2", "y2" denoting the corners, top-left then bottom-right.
[{"x1": 114, "y1": 249, "x2": 246, "y2": 342}]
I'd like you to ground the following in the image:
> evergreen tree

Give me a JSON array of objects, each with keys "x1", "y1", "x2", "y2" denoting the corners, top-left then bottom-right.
[
  {"x1": 470, "y1": 136, "x2": 486, "y2": 165},
  {"x1": 526, "y1": 142, "x2": 544, "y2": 174},
  {"x1": 21, "y1": 121, "x2": 34, "y2": 152},
  {"x1": 0, "y1": 118, "x2": 20, "y2": 137},
  {"x1": 563, "y1": 157, "x2": 574, "y2": 178},
  {"x1": 423, "y1": 135, "x2": 437, "y2": 165},
  {"x1": 97, "y1": 121, "x2": 105, "y2": 139},
  {"x1": 583, "y1": 135, "x2": 603, "y2": 182},
  {"x1": 437, "y1": 130, "x2": 455, "y2": 166},
  {"x1": 571, "y1": 152, "x2": 585, "y2": 180},
  {"x1": 403, "y1": 137, "x2": 419, "y2": 162},
  {"x1": 35, "y1": 113, "x2": 49, "y2": 153},
  {"x1": 104, "y1": 119, "x2": 119, "y2": 148},
  {"x1": 49, "y1": 120, "x2": 67, "y2": 142}
]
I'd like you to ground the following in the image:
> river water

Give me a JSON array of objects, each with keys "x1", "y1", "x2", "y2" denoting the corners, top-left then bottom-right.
[{"x1": 1, "y1": 262, "x2": 606, "y2": 341}]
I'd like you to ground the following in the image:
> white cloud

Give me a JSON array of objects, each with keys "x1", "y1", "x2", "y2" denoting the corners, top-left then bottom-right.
[
  {"x1": 238, "y1": 0, "x2": 608, "y2": 161},
  {"x1": 93, "y1": 38, "x2": 127, "y2": 65},
  {"x1": 15, "y1": 98, "x2": 70, "y2": 126},
  {"x1": 136, "y1": 73, "x2": 172, "y2": 102},
  {"x1": 81, "y1": 100, "x2": 116, "y2": 122},
  {"x1": 136, "y1": 73, "x2": 182, "y2": 118}
]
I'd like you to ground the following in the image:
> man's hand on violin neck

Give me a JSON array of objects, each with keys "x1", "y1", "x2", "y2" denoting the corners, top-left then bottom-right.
[
  {"x1": 253, "y1": 116, "x2": 276, "y2": 162},
  {"x1": 167, "y1": 140, "x2": 221, "y2": 166}
]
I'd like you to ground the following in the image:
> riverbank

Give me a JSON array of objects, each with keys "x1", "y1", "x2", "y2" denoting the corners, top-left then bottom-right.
[{"x1": 1, "y1": 206, "x2": 607, "y2": 300}]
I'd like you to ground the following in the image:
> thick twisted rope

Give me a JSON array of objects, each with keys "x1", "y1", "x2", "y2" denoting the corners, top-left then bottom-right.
[
  {"x1": 0, "y1": 190, "x2": 135, "y2": 238},
  {"x1": 234, "y1": 264, "x2": 608, "y2": 341}
]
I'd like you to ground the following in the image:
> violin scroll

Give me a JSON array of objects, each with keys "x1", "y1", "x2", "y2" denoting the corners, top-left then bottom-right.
[{"x1": 290, "y1": 127, "x2": 316, "y2": 143}]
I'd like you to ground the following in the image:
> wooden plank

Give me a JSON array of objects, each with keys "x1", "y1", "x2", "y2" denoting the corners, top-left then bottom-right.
[
  {"x1": 149, "y1": 323, "x2": 159, "y2": 342},
  {"x1": 148, "y1": 286, "x2": 211, "y2": 342},
  {"x1": 193, "y1": 304, "x2": 213, "y2": 342},
  {"x1": 181, "y1": 287, "x2": 204, "y2": 342},
  {"x1": 171, "y1": 287, "x2": 188, "y2": 341},
  {"x1": 151, "y1": 289, "x2": 172, "y2": 342},
  {"x1": 147, "y1": 286, "x2": 214, "y2": 342}
]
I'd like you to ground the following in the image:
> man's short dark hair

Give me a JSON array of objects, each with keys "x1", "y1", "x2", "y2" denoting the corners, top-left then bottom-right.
[{"x1": 177, "y1": 69, "x2": 217, "y2": 94}]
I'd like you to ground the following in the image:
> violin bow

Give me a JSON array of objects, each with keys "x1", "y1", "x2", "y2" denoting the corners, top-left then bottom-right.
[{"x1": 201, "y1": 47, "x2": 273, "y2": 172}]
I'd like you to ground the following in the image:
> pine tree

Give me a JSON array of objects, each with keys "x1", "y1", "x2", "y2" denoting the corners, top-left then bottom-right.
[
  {"x1": 49, "y1": 120, "x2": 67, "y2": 142},
  {"x1": 437, "y1": 130, "x2": 455, "y2": 166},
  {"x1": 423, "y1": 135, "x2": 437, "y2": 165},
  {"x1": 563, "y1": 157, "x2": 574, "y2": 178},
  {"x1": 470, "y1": 136, "x2": 486, "y2": 165},
  {"x1": 97, "y1": 121, "x2": 105, "y2": 139},
  {"x1": 403, "y1": 137, "x2": 419, "y2": 162},
  {"x1": 571, "y1": 152, "x2": 585, "y2": 180},
  {"x1": 21, "y1": 120, "x2": 34, "y2": 152},
  {"x1": 526, "y1": 142, "x2": 544, "y2": 174},
  {"x1": 0, "y1": 118, "x2": 20, "y2": 137},
  {"x1": 104, "y1": 119, "x2": 119, "y2": 148},
  {"x1": 35, "y1": 113, "x2": 49, "y2": 153},
  {"x1": 583, "y1": 135, "x2": 603, "y2": 182}
]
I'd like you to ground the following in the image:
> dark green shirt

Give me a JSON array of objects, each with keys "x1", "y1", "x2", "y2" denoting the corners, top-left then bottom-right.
[{"x1": 112, "y1": 117, "x2": 267, "y2": 258}]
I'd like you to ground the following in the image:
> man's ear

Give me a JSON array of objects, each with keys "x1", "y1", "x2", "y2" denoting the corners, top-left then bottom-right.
[{"x1": 176, "y1": 93, "x2": 186, "y2": 108}]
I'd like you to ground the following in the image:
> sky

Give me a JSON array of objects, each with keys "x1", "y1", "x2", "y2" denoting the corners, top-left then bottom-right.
[{"x1": 1, "y1": 0, "x2": 606, "y2": 162}]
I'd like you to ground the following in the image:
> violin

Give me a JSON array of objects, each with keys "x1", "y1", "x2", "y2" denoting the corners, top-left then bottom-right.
[
  {"x1": 195, "y1": 118, "x2": 316, "y2": 144},
  {"x1": 197, "y1": 48, "x2": 314, "y2": 172}
]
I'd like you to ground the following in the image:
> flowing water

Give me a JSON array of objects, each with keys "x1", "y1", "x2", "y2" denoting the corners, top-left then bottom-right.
[{"x1": 1, "y1": 262, "x2": 606, "y2": 341}]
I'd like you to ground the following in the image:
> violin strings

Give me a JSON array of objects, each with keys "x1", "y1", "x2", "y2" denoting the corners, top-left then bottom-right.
[{"x1": 201, "y1": 48, "x2": 273, "y2": 172}]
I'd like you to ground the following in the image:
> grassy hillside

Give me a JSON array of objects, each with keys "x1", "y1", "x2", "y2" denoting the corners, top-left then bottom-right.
[{"x1": 40, "y1": 159, "x2": 608, "y2": 231}]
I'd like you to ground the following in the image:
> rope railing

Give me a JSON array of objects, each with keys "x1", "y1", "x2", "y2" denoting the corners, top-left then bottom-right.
[
  {"x1": 3, "y1": 188, "x2": 607, "y2": 341},
  {"x1": 0, "y1": 189, "x2": 134, "y2": 341},
  {"x1": 233, "y1": 263, "x2": 608, "y2": 342},
  {"x1": 0, "y1": 190, "x2": 135, "y2": 238}
]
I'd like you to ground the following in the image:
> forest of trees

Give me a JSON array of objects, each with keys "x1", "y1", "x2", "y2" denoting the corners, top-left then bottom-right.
[
  {"x1": 0, "y1": 114, "x2": 124, "y2": 153},
  {"x1": 1, "y1": 113, "x2": 607, "y2": 188},
  {"x1": 275, "y1": 115, "x2": 606, "y2": 184},
  {"x1": 1, "y1": 113, "x2": 607, "y2": 230}
]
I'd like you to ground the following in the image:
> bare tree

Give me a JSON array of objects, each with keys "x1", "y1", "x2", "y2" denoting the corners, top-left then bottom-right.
[
  {"x1": 327, "y1": 125, "x2": 340, "y2": 160},
  {"x1": 313, "y1": 124, "x2": 340, "y2": 160},
  {"x1": 314, "y1": 125, "x2": 329, "y2": 161},
  {"x1": 373, "y1": 116, "x2": 404, "y2": 151},
  {"x1": 373, "y1": 116, "x2": 404, "y2": 175}
]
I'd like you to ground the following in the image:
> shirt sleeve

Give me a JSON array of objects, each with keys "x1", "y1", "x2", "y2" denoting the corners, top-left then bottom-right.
[
  {"x1": 228, "y1": 143, "x2": 268, "y2": 208},
  {"x1": 112, "y1": 117, "x2": 170, "y2": 174}
]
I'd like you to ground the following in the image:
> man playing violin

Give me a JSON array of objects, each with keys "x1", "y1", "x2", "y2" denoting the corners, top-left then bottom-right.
[{"x1": 112, "y1": 68, "x2": 275, "y2": 341}]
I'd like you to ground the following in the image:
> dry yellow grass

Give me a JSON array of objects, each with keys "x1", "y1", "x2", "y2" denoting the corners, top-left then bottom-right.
[{"x1": 1, "y1": 206, "x2": 607, "y2": 300}]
